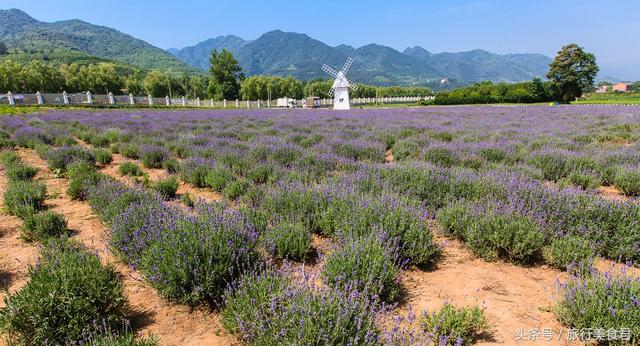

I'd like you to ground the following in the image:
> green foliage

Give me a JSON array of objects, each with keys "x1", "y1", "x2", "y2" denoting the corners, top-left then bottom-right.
[
  {"x1": 94, "y1": 148, "x2": 113, "y2": 165},
  {"x1": 0, "y1": 240, "x2": 128, "y2": 345},
  {"x1": 204, "y1": 166, "x2": 234, "y2": 191},
  {"x1": 614, "y1": 169, "x2": 640, "y2": 196},
  {"x1": 181, "y1": 192, "x2": 194, "y2": 208},
  {"x1": 118, "y1": 162, "x2": 143, "y2": 177},
  {"x1": 67, "y1": 161, "x2": 102, "y2": 200},
  {"x1": 138, "y1": 211, "x2": 259, "y2": 305},
  {"x1": 437, "y1": 203, "x2": 544, "y2": 263},
  {"x1": 240, "y1": 75, "x2": 303, "y2": 100},
  {"x1": 161, "y1": 158, "x2": 180, "y2": 173},
  {"x1": 322, "y1": 234, "x2": 401, "y2": 302},
  {"x1": 221, "y1": 270, "x2": 381, "y2": 345},
  {"x1": 547, "y1": 44, "x2": 599, "y2": 102},
  {"x1": 424, "y1": 147, "x2": 457, "y2": 167},
  {"x1": 222, "y1": 178, "x2": 249, "y2": 200},
  {"x1": 3, "y1": 180, "x2": 46, "y2": 219},
  {"x1": 543, "y1": 236, "x2": 595, "y2": 271},
  {"x1": 46, "y1": 146, "x2": 96, "y2": 172},
  {"x1": 208, "y1": 49, "x2": 243, "y2": 100},
  {"x1": 140, "y1": 147, "x2": 169, "y2": 168},
  {"x1": 420, "y1": 303, "x2": 490, "y2": 345},
  {"x1": 262, "y1": 222, "x2": 311, "y2": 261},
  {"x1": 433, "y1": 78, "x2": 552, "y2": 105},
  {"x1": 4, "y1": 162, "x2": 38, "y2": 181},
  {"x1": 152, "y1": 176, "x2": 179, "y2": 199},
  {"x1": 120, "y1": 144, "x2": 140, "y2": 159},
  {"x1": 247, "y1": 164, "x2": 273, "y2": 184},
  {"x1": 555, "y1": 268, "x2": 640, "y2": 344},
  {"x1": 22, "y1": 211, "x2": 69, "y2": 242}
]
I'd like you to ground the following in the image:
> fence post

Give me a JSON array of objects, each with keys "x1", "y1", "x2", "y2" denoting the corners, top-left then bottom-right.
[
  {"x1": 236, "y1": 99, "x2": 239, "y2": 108},
  {"x1": 7, "y1": 92, "x2": 15, "y2": 106},
  {"x1": 87, "y1": 91, "x2": 93, "y2": 104},
  {"x1": 36, "y1": 91, "x2": 43, "y2": 105},
  {"x1": 165, "y1": 96, "x2": 170, "y2": 106},
  {"x1": 223, "y1": 99, "x2": 227, "y2": 108},
  {"x1": 129, "y1": 93, "x2": 135, "y2": 105},
  {"x1": 63, "y1": 91, "x2": 69, "y2": 105},
  {"x1": 196, "y1": 97, "x2": 201, "y2": 107},
  {"x1": 108, "y1": 92, "x2": 115, "y2": 105},
  {"x1": 210, "y1": 99, "x2": 214, "y2": 107},
  {"x1": 257, "y1": 99, "x2": 261, "y2": 108},
  {"x1": 181, "y1": 96, "x2": 186, "y2": 106},
  {"x1": 148, "y1": 95, "x2": 153, "y2": 106}
]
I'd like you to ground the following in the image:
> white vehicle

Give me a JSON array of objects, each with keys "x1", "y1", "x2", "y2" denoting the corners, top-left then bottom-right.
[{"x1": 277, "y1": 97, "x2": 297, "y2": 108}]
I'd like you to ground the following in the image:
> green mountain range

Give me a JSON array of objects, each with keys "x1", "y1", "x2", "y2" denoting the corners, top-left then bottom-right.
[
  {"x1": 0, "y1": 8, "x2": 197, "y2": 73},
  {"x1": 171, "y1": 30, "x2": 553, "y2": 85},
  {"x1": 1, "y1": 8, "x2": 553, "y2": 85}
]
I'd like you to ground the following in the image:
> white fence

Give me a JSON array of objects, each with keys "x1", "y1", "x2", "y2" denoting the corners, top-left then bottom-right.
[{"x1": 0, "y1": 91, "x2": 434, "y2": 108}]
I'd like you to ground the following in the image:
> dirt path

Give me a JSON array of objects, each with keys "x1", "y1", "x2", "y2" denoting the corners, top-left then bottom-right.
[
  {"x1": 0, "y1": 164, "x2": 38, "y2": 302},
  {"x1": 14, "y1": 148, "x2": 237, "y2": 346},
  {"x1": 399, "y1": 232, "x2": 571, "y2": 345}
]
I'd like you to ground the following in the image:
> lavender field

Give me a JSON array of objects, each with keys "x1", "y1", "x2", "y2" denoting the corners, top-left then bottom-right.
[{"x1": 1, "y1": 105, "x2": 639, "y2": 345}]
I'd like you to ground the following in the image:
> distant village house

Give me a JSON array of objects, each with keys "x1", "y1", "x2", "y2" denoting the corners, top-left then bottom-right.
[{"x1": 612, "y1": 82, "x2": 633, "y2": 92}]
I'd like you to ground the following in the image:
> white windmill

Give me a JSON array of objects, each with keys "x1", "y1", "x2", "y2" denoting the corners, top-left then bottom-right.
[{"x1": 322, "y1": 57, "x2": 358, "y2": 110}]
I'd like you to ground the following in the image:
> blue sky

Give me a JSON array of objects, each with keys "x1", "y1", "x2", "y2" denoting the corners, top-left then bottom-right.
[{"x1": 2, "y1": 0, "x2": 639, "y2": 79}]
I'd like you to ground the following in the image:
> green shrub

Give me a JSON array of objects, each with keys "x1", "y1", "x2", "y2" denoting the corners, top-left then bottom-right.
[
  {"x1": 614, "y1": 169, "x2": 640, "y2": 196},
  {"x1": 67, "y1": 162, "x2": 102, "y2": 200},
  {"x1": 222, "y1": 178, "x2": 249, "y2": 200},
  {"x1": 120, "y1": 144, "x2": 139, "y2": 159},
  {"x1": 140, "y1": 147, "x2": 169, "y2": 169},
  {"x1": 0, "y1": 138, "x2": 14, "y2": 149},
  {"x1": 221, "y1": 270, "x2": 381, "y2": 345},
  {"x1": 424, "y1": 147, "x2": 457, "y2": 167},
  {"x1": 420, "y1": 303, "x2": 490, "y2": 345},
  {"x1": 438, "y1": 203, "x2": 544, "y2": 263},
  {"x1": 139, "y1": 210, "x2": 259, "y2": 305},
  {"x1": 555, "y1": 267, "x2": 640, "y2": 344},
  {"x1": 152, "y1": 177, "x2": 179, "y2": 199},
  {"x1": 3, "y1": 180, "x2": 46, "y2": 219},
  {"x1": 161, "y1": 158, "x2": 180, "y2": 173},
  {"x1": 0, "y1": 151, "x2": 20, "y2": 166},
  {"x1": 543, "y1": 236, "x2": 595, "y2": 271},
  {"x1": 262, "y1": 222, "x2": 311, "y2": 261},
  {"x1": 0, "y1": 240, "x2": 128, "y2": 345},
  {"x1": 479, "y1": 147, "x2": 509, "y2": 163},
  {"x1": 204, "y1": 166, "x2": 235, "y2": 191},
  {"x1": 22, "y1": 211, "x2": 69, "y2": 242},
  {"x1": 393, "y1": 140, "x2": 420, "y2": 161},
  {"x1": 5, "y1": 162, "x2": 38, "y2": 181},
  {"x1": 247, "y1": 165, "x2": 273, "y2": 184},
  {"x1": 181, "y1": 192, "x2": 194, "y2": 207},
  {"x1": 530, "y1": 152, "x2": 570, "y2": 181},
  {"x1": 559, "y1": 172, "x2": 600, "y2": 190},
  {"x1": 465, "y1": 212, "x2": 544, "y2": 263},
  {"x1": 88, "y1": 180, "x2": 153, "y2": 225},
  {"x1": 46, "y1": 146, "x2": 96, "y2": 172},
  {"x1": 94, "y1": 148, "x2": 113, "y2": 165},
  {"x1": 118, "y1": 162, "x2": 143, "y2": 177},
  {"x1": 322, "y1": 234, "x2": 401, "y2": 302},
  {"x1": 90, "y1": 135, "x2": 110, "y2": 148}
]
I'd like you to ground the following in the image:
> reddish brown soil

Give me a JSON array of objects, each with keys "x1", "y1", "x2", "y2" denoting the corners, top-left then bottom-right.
[
  {"x1": 4, "y1": 146, "x2": 628, "y2": 346},
  {"x1": 385, "y1": 149, "x2": 395, "y2": 163},
  {"x1": 0, "y1": 149, "x2": 236, "y2": 345},
  {"x1": 597, "y1": 185, "x2": 631, "y2": 203},
  {"x1": 401, "y1": 236, "x2": 570, "y2": 345}
]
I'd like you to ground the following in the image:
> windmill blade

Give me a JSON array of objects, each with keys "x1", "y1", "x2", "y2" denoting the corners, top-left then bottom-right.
[
  {"x1": 322, "y1": 64, "x2": 339, "y2": 78},
  {"x1": 348, "y1": 80, "x2": 359, "y2": 92},
  {"x1": 340, "y1": 57, "x2": 353, "y2": 74},
  {"x1": 327, "y1": 87, "x2": 335, "y2": 98}
]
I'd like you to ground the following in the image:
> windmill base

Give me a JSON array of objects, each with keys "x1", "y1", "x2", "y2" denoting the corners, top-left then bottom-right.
[{"x1": 333, "y1": 87, "x2": 350, "y2": 110}]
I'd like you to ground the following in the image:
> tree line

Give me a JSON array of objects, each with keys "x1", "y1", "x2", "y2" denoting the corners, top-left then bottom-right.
[{"x1": 0, "y1": 48, "x2": 433, "y2": 100}]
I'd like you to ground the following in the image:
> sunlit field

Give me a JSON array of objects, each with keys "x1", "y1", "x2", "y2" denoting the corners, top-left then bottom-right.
[{"x1": 1, "y1": 105, "x2": 639, "y2": 345}]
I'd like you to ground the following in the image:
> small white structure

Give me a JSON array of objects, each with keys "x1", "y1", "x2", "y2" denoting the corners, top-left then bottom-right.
[
  {"x1": 277, "y1": 97, "x2": 297, "y2": 108},
  {"x1": 322, "y1": 57, "x2": 358, "y2": 110}
]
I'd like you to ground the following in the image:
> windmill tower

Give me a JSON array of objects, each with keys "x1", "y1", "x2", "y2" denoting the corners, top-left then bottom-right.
[{"x1": 322, "y1": 57, "x2": 358, "y2": 110}]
